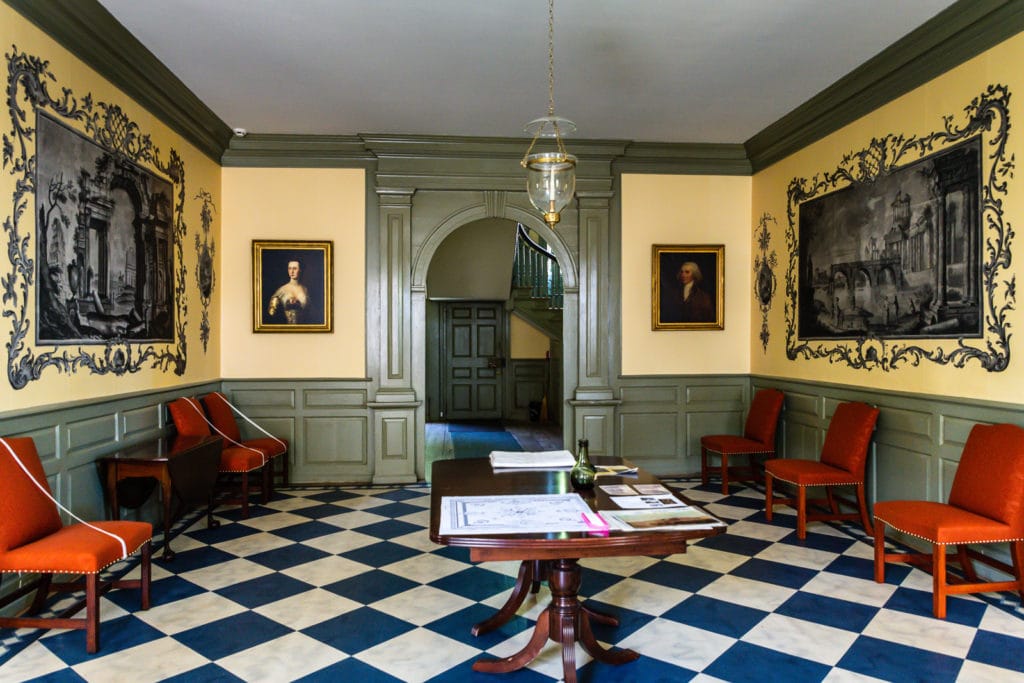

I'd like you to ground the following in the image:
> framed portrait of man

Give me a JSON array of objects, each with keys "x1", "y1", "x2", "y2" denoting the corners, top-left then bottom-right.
[
  {"x1": 652, "y1": 244, "x2": 724, "y2": 330},
  {"x1": 252, "y1": 240, "x2": 333, "y2": 333}
]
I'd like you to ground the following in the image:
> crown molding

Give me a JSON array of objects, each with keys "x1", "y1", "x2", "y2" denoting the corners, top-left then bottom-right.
[
  {"x1": 4, "y1": 0, "x2": 232, "y2": 162},
  {"x1": 745, "y1": 0, "x2": 1024, "y2": 172},
  {"x1": 8, "y1": 0, "x2": 1021, "y2": 174}
]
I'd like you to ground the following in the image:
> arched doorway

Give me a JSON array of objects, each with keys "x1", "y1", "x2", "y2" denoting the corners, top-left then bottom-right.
[{"x1": 410, "y1": 202, "x2": 578, "y2": 478}]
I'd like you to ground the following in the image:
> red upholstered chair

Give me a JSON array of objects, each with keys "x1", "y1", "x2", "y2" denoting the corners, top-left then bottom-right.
[
  {"x1": 167, "y1": 397, "x2": 268, "y2": 518},
  {"x1": 701, "y1": 388, "x2": 785, "y2": 494},
  {"x1": 764, "y1": 401, "x2": 879, "y2": 540},
  {"x1": 202, "y1": 392, "x2": 289, "y2": 488},
  {"x1": 0, "y1": 437, "x2": 151, "y2": 653},
  {"x1": 874, "y1": 422, "x2": 1024, "y2": 619}
]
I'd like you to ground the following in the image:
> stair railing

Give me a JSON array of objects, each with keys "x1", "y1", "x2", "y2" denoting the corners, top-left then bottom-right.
[{"x1": 512, "y1": 224, "x2": 563, "y2": 310}]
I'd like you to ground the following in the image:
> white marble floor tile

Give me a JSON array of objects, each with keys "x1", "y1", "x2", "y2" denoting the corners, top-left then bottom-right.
[
  {"x1": 957, "y1": 660, "x2": 1024, "y2": 682},
  {"x1": 580, "y1": 555, "x2": 658, "y2": 577},
  {"x1": 726, "y1": 519, "x2": 793, "y2": 542},
  {"x1": 390, "y1": 528, "x2": 445, "y2": 552},
  {"x1": 135, "y1": 591, "x2": 246, "y2": 634},
  {"x1": 177, "y1": 557, "x2": 272, "y2": 591},
  {"x1": 800, "y1": 571, "x2": 896, "y2": 607},
  {"x1": 254, "y1": 587, "x2": 361, "y2": 630},
  {"x1": 236, "y1": 511, "x2": 310, "y2": 532},
  {"x1": 382, "y1": 552, "x2": 472, "y2": 584},
  {"x1": 589, "y1": 577, "x2": 690, "y2": 616},
  {"x1": 279, "y1": 555, "x2": 372, "y2": 587},
  {"x1": 667, "y1": 545, "x2": 751, "y2": 574},
  {"x1": 620, "y1": 617, "x2": 736, "y2": 671},
  {"x1": 980, "y1": 604, "x2": 1024, "y2": 638},
  {"x1": 218, "y1": 631, "x2": 347, "y2": 682},
  {"x1": 70, "y1": 636, "x2": 208, "y2": 683},
  {"x1": 823, "y1": 666, "x2": 890, "y2": 682},
  {"x1": 864, "y1": 608, "x2": 976, "y2": 658},
  {"x1": 213, "y1": 530, "x2": 294, "y2": 557},
  {"x1": 755, "y1": 540, "x2": 841, "y2": 570},
  {"x1": 318, "y1": 510, "x2": 389, "y2": 529},
  {"x1": 371, "y1": 585, "x2": 475, "y2": 626},
  {"x1": 698, "y1": 574, "x2": 795, "y2": 612},
  {"x1": 357, "y1": 627, "x2": 479, "y2": 682},
  {"x1": 302, "y1": 529, "x2": 379, "y2": 554},
  {"x1": 262, "y1": 495, "x2": 322, "y2": 512},
  {"x1": 743, "y1": 613, "x2": 859, "y2": 665},
  {"x1": 0, "y1": 641, "x2": 67, "y2": 681}
]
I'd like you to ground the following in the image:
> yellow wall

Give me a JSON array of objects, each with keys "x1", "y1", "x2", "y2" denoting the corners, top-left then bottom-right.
[
  {"x1": 751, "y1": 33, "x2": 1024, "y2": 403},
  {"x1": 220, "y1": 168, "x2": 366, "y2": 378},
  {"x1": 621, "y1": 174, "x2": 752, "y2": 375},
  {"x1": 1, "y1": 6, "x2": 222, "y2": 412},
  {"x1": 510, "y1": 314, "x2": 550, "y2": 359}
]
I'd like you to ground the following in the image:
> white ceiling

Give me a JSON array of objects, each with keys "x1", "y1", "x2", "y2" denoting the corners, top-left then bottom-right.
[{"x1": 96, "y1": 0, "x2": 955, "y2": 144}]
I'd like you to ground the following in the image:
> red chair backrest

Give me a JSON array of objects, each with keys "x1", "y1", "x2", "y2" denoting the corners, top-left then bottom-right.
[
  {"x1": 167, "y1": 397, "x2": 212, "y2": 438},
  {"x1": 819, "y1": 402, "x2": 880, "y2": 474},
  {"x1": 743, "y1": 389, "x2": 785, "y2": 446},
  {"x1": 201, "y1": 392, "x2": 242, "y2": 442},
  {"x1": 0, "y1": 437, "x2": 63, "y2": 553},
  {"x1": 949, "y1": 423, "x2": 1024, "y2": 531}
]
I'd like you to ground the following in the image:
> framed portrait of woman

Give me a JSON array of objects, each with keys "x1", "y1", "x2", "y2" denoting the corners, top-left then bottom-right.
[
  {"x1": 652, "y1": 244, "x2": 724, "y2": 330},
  {"x1": 252, "y1": 240, "x2": 333, "y2": 333}
]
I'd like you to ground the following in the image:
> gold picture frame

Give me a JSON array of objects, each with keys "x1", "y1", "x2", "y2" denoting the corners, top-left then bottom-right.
[
  {"x1": 252, "y1": 240, "x2": 333, "y2": 333},
  {"x1": 652, "y1": 244, "x2": 724, "y2": 330}
]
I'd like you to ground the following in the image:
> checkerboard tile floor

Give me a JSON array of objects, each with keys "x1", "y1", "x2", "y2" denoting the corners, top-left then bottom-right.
[{"x1": 2, "y1": 481, "x2": 1024, "y2": 682}]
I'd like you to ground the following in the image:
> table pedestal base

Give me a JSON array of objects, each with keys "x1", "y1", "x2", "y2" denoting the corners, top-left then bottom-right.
[{"x1": 472, "y1": 558, "x2": 639, "y2": 683}]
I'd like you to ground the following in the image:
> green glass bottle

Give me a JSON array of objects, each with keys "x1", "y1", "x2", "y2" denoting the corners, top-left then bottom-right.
[{"x1": 570, "y1": 438, "x2": 596, "y2": 489}]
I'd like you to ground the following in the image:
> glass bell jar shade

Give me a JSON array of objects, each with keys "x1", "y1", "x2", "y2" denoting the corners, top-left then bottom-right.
[{"x1": 524, "y1": 152, "x2": 577, "y2": 227}]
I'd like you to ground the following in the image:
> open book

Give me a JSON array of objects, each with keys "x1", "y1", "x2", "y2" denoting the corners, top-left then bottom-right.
[{"x1": 489, "y1": 450, "x2": 575, "y2": 469}]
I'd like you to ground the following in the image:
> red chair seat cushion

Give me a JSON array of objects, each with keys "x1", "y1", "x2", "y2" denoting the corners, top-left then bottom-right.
[
  {"x1": 874, "y1": 500, "x2": 1019, "y2": 545},
  {"x1": 241, "y1": 437, "x2": 288, "y2": 459},
  {"x1": 765, "y1": 458, "x2": 861, "y2": 487},
  {"x1": 0, "y1": 521, "x2": 151, "y2": 574},
  {"x1": 701, "y1": 434, "x2": 774, "y2": 456},
  {"x1": 220, "y1": 446, "x2": 267, "y2": 473}
]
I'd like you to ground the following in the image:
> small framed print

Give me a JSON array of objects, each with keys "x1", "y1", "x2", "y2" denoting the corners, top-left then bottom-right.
[
  {"x1": 652, "y1": 244, "x2": 724, "y2": 330},
  {"x1": 252, "y1": 240, "x2": 333, "y2": 333}
]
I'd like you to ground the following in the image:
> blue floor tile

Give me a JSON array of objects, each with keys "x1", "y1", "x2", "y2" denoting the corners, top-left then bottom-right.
[
  {"x1": 366, "y1": 501, "x2": 424, "y2": 519},
  {"x1": 429, "y1": 567, "x2": 518, "y2": 602},
  {"x1": 297, "y1": 657, "x2": 405, "y2": 682},
  {"x1": 355, "y1": 519, "x2": 423, "y2": 539},
  {"x1": 301, "y1": 606, "x2": 415, "y2": 653},
  {"x1": 159, "y1": 663, "x2": 244, "y2": 682},
  {"x1": 215, "y1": 572, "x2": 312, "y2": 608},
  {"x1": 838, "y1": 634, "x2": 963, "y2": 683},
  {"x1": 40, "y1": 615, "x2": 164, "y2": 667},
  {"x1": 246, "y1": 542, "x2": 331, "y2": 571},
  {"x1": 424, "y1": 603, "x2": 532, "y2": 649},
  {"x1": 340, "y1": 541, "x2": 422, "y2": 568},
  {"x1": 305, "y1": 489, "x2": 361, "y2": 503},
  {"x1": 967, "y1": 629, "x2": 1024, "y2": 672},
  {"x1": 693, "y1": 532, "x2": 772, "y2": 557},
  {"x1": 173, "y1": 611, "x2": 293, "y2": 660},
  {"x1": 270, "y1": 519, "x2": 341, "y2": 542},
  {"x1": 661, "y1": 594, "x2": 768, "y2": 638},
  {"x1": 775, "y1": 591, "x2": 878, "y2": 632},
  {"x1": 324, "y1": 568, "x2": 419, "y2": 604},
  {"x1": 731, "y1": 557, "x2": 817, "y2": 589},
  {"x1": 631, "y1": 560, "x2": 721, "y2": 593},
  {"x1": 290, "y1": 502, "x2": 356, "y2": 519},
  {"x1": 704, "y1": 641, "x2": 831, "y2": 683}
]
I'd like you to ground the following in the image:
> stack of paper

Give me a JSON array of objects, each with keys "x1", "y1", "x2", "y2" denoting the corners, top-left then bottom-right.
[{"x1": 489, "y1": 450, "x2": 575, "y2": 469}]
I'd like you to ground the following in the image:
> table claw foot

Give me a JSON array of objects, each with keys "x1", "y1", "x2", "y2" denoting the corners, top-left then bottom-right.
[
  {"x1": 472, "y1": 560, "x2": 534, "y2": 636},
  {"x1": 579, "y1": 611, "x2": 639, "y2": 665},
  {"x1": 472, "y1": 608, "x2": 551, "y2": 674}
]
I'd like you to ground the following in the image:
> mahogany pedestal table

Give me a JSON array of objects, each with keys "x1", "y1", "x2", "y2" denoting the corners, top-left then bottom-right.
[{"x1": 430, "y1": 457, "x2": 724, "y2": 683}]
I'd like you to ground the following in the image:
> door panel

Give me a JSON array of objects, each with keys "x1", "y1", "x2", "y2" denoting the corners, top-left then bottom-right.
[{"x1": 443, "y1": 302, "x2": 504, "y2": 420}]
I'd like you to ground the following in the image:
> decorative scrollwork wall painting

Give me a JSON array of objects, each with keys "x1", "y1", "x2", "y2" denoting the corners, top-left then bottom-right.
[
  {"x1": 785, "y1": 84, "x2": 1014, "y2": 372},
  {"x1": 753, "y1": 213, "x2": 778, "y2": 353},
  {"x1": 2, "y1": 48, "x2": 188, "y2": 388},
  {"x1": 194, "y1": 189, "x2": 217, "y2": 352}
]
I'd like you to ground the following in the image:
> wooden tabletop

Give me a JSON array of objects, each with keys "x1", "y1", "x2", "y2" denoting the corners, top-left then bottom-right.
[
  {"x1": 102, "y1": 434, "x2": 222, "y2": 463},
  {"x1": 430, "y1": 457, "x2": 725, "y2": 562}
]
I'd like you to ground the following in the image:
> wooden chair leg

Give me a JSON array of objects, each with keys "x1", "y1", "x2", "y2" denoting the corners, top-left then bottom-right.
[
  {"x1": 700, "y1": 447, "x2": 709, "y2": 486},
  {"x1": 240, "y1": 472, "x2": 250, "y2": 518},
  {"x1": 141, "y1": 540, "x2": 152, "y2": 610},
  {"x1": 956, "y1": 544, "x2": 978, "y2": 582},
  {"x1": 873, "y1": 519, "x2": 886, "y2": 583},
  {"x1": 933, "y1": 543, "x2": 947, "y2": 619},
  {"x1": 86, "y1": 573, "x2": 100, "y2": 654},
  {"x1": 1011, "y1": 540, "x2": 1024, "y2": 603},
  {"x1": 28, "y1": 573, "x2": 53, "y2": 614},
  {"x1": 855, "y1": 484, "x2": 872, "y2": 535},
  {"x1": 720, "y1": 453, "x2": 730, "y2": 495},
  {"x1": 796, "y1": 486, "x2": 807, "y2": 540},
  {"x1": 764, "y1": 473, "x2": 774, "y2": 521},
  {"x1": 262, "y1": 463, "x2": 272, "y2": 503}
]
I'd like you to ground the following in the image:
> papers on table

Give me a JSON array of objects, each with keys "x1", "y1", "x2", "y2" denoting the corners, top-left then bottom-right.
[
  {"x1": 489, "y1": 450, "x2": 575, "y2": 469},
  {"x1": 597, "y1": 483, "x2": 672, "y2": 497},
  {"x1": 438, "y1": 493, "x2": 597, "y2": 535},
  {"x1": 611, "y1": 493, "x2": 686, "y2": 509},
  {"x1": 602, "y1": 507, "x2": 724, "y2": 532},
  {"x1": 595, "y1": 465, "x2": 638, "y2": 477}
]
